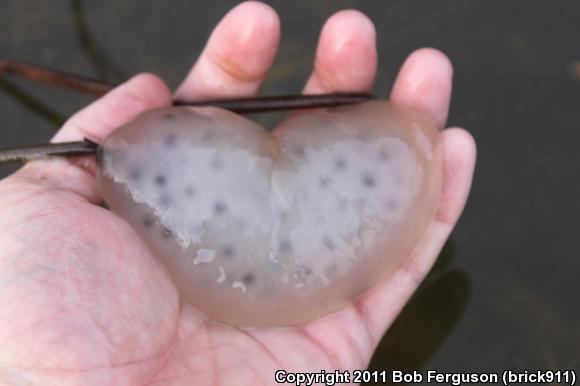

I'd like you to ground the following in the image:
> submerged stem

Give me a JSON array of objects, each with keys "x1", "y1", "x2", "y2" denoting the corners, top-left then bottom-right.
[
  {"x1": 0, "y1": 58, "x2": 376, "y2": 164},
  {"x1": 0, "y1": 58, "x2": 113, "y2": 96},
  {"x1": 0, "y1": 58, "x2": 373, "y2": 112}
]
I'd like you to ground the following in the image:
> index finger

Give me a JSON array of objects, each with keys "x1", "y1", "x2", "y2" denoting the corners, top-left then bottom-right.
[{"x1": 174, "y1": 1, "x2": 280, "y2": 101}]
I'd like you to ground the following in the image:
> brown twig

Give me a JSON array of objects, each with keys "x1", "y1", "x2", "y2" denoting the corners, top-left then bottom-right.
[
  {"x1": 0, "y1": 58, "x2": 376, "y2": 163},
  {"x1": 173, "y1": 93, "x2": 374, "y2": 113},
  {"x1": 0, "y1": 58, "x2": 113, "y2": 96},
  {"x1": 0, "y1": 58, "x2": 374, "y2": 113}
]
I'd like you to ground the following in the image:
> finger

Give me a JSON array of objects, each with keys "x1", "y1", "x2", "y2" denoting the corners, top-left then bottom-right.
[
  {"x1": 14, "y1": 74, "x2": 172, "y2": 202},
  {"x1": 390, "y1": 48, "x2": 453, "y2": 127},
  {"x1": 175, "y1": 1, "x2": 280, "y2": 100},
  {"x1": 355, "y1": 128, "x2": 477, "y2": 342},
  {"x1": 302, "y1": 10, "x2": 377, "y2": 94},
  {"x1": 53, "y1": 74, "x2": 171, "y2": 142}
]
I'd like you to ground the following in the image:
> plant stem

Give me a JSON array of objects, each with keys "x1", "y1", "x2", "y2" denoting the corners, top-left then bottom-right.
[
  {"x1": 0, "y1": 58, "x2": 113, "y2": 96},
  {"x1": 174, "y1": 93, "x2": 373, "y2": 113},
  {"x1": 0, "y1": 58, "x2": 374, "y2": 112},
  {"x1": 0, "y1": 58, "x2": 376, "y2": 164}
]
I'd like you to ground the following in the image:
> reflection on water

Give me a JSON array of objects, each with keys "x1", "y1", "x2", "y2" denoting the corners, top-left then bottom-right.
[
  {"x1": 482, "y1": 280, "x2": 580, "y2": 370},
  {"x1": 368, "y1": 240, "x2": 471, "y2": 373},
  {"x1": 369, "y1": 270, "x2": 471, "y2": 371},
  {"x1": 0, "y1": 77, "x2": 65, "y2": 125},
  {"x1": 1, "y1": 0, "x2": 579, "y2": 377},
  {"x1": 0, "y1": 0, "x2": 126, "y2": 130}
]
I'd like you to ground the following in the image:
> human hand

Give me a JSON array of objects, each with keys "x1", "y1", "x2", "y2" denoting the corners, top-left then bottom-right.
[{"x1": 0, "y1": 2, "x2": 476, "y2": 385}]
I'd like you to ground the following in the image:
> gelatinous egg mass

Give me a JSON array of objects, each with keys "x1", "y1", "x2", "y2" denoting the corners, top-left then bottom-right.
[{"x1": 96, "y1": 101, "x2": 442, "y2": 327}]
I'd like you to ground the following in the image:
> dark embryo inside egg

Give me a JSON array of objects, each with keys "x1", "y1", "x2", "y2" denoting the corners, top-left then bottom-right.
[{"x1": 96, "y1": 100, "x2": 442, "y2": 327}]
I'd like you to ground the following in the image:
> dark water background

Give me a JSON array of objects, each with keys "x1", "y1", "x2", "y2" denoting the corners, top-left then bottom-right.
[{"x1": 1, "y1": 0, "x2": 578, "y2": 379}]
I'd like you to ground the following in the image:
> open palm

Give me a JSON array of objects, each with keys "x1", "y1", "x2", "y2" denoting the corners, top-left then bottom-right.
[{"x1": 0, "y1": 3, "x2": 476, "y2": 385}]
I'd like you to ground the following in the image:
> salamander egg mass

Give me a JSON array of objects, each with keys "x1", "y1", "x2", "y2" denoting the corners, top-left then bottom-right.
[{"x1": 96, "y1": 101, "x2": 442, "y2": 327}]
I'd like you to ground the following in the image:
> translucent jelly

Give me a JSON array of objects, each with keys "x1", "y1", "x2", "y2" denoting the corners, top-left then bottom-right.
[{"x1": 96, "y1": 101, "x2": 442, "y2": 327}]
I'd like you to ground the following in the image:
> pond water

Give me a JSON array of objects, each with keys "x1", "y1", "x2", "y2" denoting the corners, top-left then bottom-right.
[{"x1": 1, "y1": 0, "x2": 578, "y2": 378}]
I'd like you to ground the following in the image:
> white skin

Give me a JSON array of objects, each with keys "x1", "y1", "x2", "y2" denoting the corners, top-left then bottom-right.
[{"x1": 0, "y1": 2, "x2": 476, "y2": 385}]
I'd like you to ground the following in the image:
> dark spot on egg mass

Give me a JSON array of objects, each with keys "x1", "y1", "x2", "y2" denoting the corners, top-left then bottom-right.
[
  {"x1": 129, "y1": 168, "x2": 141, "y2": 181},
  {"x1": 319, "y1": 175, "x2": 331, "y2": 189},
  {"x1": 279, "y1": 239, "x2": 292, "y2": 253},
  {"x1": 162, "y1": 113, "x2": 175, "y2": 120},
  {"x1": 162, "y1": 227, "x2": 173, "y2": 239},
  {"x1": 362, "y1": 173, "x2": 376, "y2": 188},
  {"x1": 296, "y1": 265, "x2": 313, "y2": 281},
  {"x1": 221, "y1": 245, "x2": 235, "y2": 258},
  {"x1": 213, "y1": 201, "x2": 227, "y2": 215},
  {"x1": 294, "y1": 146, "x2": 306, "y2": 159},
  {"x1": 242, "y1": 272, "x2": 255, "y2": 285},
  {"x1": 334, "y1": 157, "x2": 347, "y2": 171},
  {"x1": 155, "y1": 174, "x2": 166, "y2": 186},
  {"x1": 323, "y1": 235, "x2": 335, "y2": 251},
  {"x1": 378, "y1": 149, "x2": 389, "y2": 162},
  {"x1": 163, "y1": 133, "x2": 177, "y2": 146}
]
